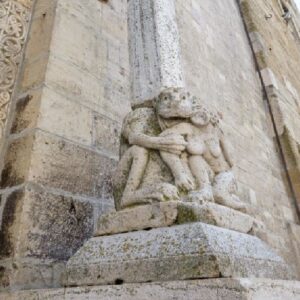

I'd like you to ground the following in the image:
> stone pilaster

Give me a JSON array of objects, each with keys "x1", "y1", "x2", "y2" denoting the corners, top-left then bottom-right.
[{"x1": 0, "y1": 0, "x2": 131, "y2": 291}]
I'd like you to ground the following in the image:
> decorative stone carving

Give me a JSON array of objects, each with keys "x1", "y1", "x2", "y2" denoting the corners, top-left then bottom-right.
[
  {"x1": 0, "y1": 0, "x2": 33, "y2": 139},
  {"x1": 113, "y1": 88, "x2": 246, "y2": 212}
]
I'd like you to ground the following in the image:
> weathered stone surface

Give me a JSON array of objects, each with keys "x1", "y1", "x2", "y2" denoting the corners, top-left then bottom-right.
[
  {"x1": 3, "y1": 278, "x2": 300, "y2": 300},
  {"x1": 0, "y1": 258, "x2": 65, "y2": 291},
  {"x1": 95, "y1": 201, "x2": 254, "y2": 236},
  {"x1": 65, "y1": 223, "x2": 293, "y2": 287},
  {"x1": 128, "y1": 0, "x2": 184, "y2": 106},
  {"x1": 93, "y1": 113, "x2": 121, "y2": 157},
  {"x1": 0, "y1": 183, "x2": 94, "y2": 261},
  {"x1": 95, "y1": 201, "x2": 178, "y2": 236},
  {"x1": 177, "y1": 202, "x2": 254, "y2": 233},
  {"x1": 114, "y1": 88, "x2": 246, "y2": 212}
]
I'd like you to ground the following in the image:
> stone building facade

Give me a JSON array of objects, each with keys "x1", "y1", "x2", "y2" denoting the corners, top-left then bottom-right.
[{"x1": 0, "y1": 0, "x2": 300, "y2": 298}]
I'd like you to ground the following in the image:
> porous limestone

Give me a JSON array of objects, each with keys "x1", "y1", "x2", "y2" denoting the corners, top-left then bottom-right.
[
  {"x1": 64, "y1": 222, "x2": 293, "y2": 287},
  {"x1": 95, "y1": 201, "x2": 254, "y2": 236},
  {"x1": 2, "y1": 279, "x2": 300, "y2": 300}
]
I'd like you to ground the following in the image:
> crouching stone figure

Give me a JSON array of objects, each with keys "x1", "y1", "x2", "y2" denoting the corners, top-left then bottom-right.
[{"x1": 113, "y1": 88, "x2": 246, "y2": 212}]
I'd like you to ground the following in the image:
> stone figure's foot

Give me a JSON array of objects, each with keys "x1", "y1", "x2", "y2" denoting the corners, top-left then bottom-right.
[
  {"x1": 215, "y1": 195, "x2": 247, "y2": 213},
  {"x1": 188, "y1": 186, "x2": 214, "y2": 204},
  {"x1": 120, "y1": 194, "x2": 153, "y2": 209},
  {"x1": 175, "y1": 174, "x2": 195, "y2": 192},
  {"x1": 120, "y1": 183, "x2": 180, "y2": 209},
  {"x1": 154, "y1": 183, "x2": 180, "y2": 202}
]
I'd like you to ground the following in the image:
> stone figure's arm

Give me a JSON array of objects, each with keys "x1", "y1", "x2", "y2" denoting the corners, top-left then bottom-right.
[
  {"x1": 122, "y1": 109, "x2": 187, "y2": 155},
  {"x1": 128, "y1": 132, "x2": 187, "y2": 155},
  {"x1": 159, "y1": 123, "x2": 193, "y2": 137},
  {"x1": 220, "y1": 134, "x2": 234, "y2": 168}
]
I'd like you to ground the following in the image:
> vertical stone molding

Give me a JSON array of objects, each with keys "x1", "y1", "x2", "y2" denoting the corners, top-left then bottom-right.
[
  {"x1": 128, "y1": 0, "x2": 184, "y2": 106},
  {"x1": 240, "y1": 0, "x2": 300, "y2": 214},
  {"x1": 0, "y1": 0, "x2": 33, "y2": 139}
]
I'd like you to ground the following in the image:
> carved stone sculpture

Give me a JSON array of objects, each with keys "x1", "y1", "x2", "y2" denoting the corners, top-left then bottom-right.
[
  {"x1": 113, "y1": 88, "x2": 246, "y2": 212},
  {"x1": 65, "y1": 90, "x2": 295, "y2": 288},
  {"x1": 0, "y1": 0, "x2": 33, "y2": 139}
]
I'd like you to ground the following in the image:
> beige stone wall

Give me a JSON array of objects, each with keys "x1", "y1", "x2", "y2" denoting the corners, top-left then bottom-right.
[
  {"x1": 0, "y1": 0, "x2": 131, "y2": 290},
  {"x1": 175, "y1": 0, "x2": 300, "y2": 272},
  {"x1": 1, "y1": 0, "x2": 300, "y2": 291},
  {"x1": 241, "y1": 0, "x2": 300, "y2": 203},
  {"x1": 240, "y1": 0, "x2": 300, "y2": 272}
]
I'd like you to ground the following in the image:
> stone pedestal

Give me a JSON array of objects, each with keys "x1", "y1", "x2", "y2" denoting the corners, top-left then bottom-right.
[
  {"x1": 95, "y1": 201, "x2": 255, "y2": 236},
  {"x1": 64, "y1": 222, "x2": 293, "y2": 287}
]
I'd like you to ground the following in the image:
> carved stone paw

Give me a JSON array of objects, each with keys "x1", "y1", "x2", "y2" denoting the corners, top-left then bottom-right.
[
  {"x1": 175, "y1": 174, "x2": 195, "y2": 192},
  {"x1": 215, "y1": 194, "x2": 247, "y2": 213},
  {"x1": 155, "y1": 183, "x2": 180, "y2": 202},
  {"x1": 188, "y1": 186, "x2": 214, "y2": 204}
]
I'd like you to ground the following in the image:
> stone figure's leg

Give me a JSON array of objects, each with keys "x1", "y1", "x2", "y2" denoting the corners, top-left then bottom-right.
[
  {"x1": 121, "y1": 146, "x2": 150, "y2": 208},
  {"x1": 188, "y1": 155, "x2": 214, "y2": 203},
  {"x1": 160, "y1": 151, "x2": 195, "y2": 191},
  {"x1": 113, "y1": 146, "x2": 149, "y2": 210},
  {"x1": 114, "y1": 146, "x2": 180, "y2": 210},
  {"x1": 213, "y1": 171, "x2": 247, "y2": 212}
]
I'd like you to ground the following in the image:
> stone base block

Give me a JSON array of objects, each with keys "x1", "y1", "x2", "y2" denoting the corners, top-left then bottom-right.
[
  {"x1": 64, "y1": 223, "x2": 293, "y2": 287},
  {"x1": 95, "y1": 201, "x2": 254, "y2": 236},
  {"x1": 2, "y1": 279, "x2": 300, "y2": 299}
]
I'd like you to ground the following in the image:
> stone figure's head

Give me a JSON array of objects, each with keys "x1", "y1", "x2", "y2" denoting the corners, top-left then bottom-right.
[
  {"x1": 155, "y1": 88, "x2": 201, "y2": 119},
  {"x1": 191, "y1": 107, "x2": 220, "y2": 127}
]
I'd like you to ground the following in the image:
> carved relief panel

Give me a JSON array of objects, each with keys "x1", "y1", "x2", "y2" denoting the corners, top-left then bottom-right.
[{"x1": 0, "y1": 0, "x2": 33, "y2": 139}]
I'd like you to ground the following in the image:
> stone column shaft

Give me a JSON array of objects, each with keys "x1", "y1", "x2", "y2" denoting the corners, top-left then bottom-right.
[{"x1": 128, "y1": 0, "x2": 184, "y2": 107}]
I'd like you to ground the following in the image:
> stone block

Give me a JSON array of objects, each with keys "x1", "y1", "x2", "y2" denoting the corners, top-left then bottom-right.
[
  {"x1": 37, "y1": 87, "x2": 93, "y2": 146},
  {"x1": 95, "y1": 202, "x2": 178, "y2": 236},
  {"x1": 20, "y1": 55, "x2": 49, "y2": 93},
  {"x1": 0, "y1": 258, "x2": 65, "y2": 291},
  {"x1": 50, "y1": 2, "x2": 99, "y2": 77},
  {"x1": 65, "y1": 222, "x2": 293, "y2": 287},
  {"x1": 0, "y1": 134, "x2": 34, "y2": 188},
  {"x1": 2, "y1": 278, "x2": 300, "y2": 300},
  {"x1": 1, "y1": 130, "x2": 117, "y2": 199},
  {"x1": 24, "y1": 0, "x2": 57, "y2": 60},
  {"x1": 95, "y1": 201, "x2": 254, "y2": 236},
  {"x1": 11, "y1": 89, "x2": 42, "y2": 134},
  {"x1": 0, "y1": 183, "x2": 94, "y2": 260},
  {"x1": 93, "y1": 113, "x2": 121, "y2": 157},
  {"x1": 33, "y1": 130, "x2": 115, "y2": 198},
  {"x1": 45, "y1": 55, "x2": 102, "y2": 113}
]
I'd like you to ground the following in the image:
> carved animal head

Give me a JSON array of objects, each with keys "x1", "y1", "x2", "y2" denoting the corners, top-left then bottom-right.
[{"x1": 155, "y1": 88, "x2": 201, "y2": 119}]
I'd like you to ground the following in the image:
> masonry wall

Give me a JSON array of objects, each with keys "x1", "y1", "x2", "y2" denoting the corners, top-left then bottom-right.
[
  {"x1": 175, "y1": 0, "x2": 300, "y2": 273},
  {"x1": 1, "y1": 0, "x2": 300, "y2": 292},
  {"x1": 0, "y1": 0, "x2": 130, "y2": 290}
]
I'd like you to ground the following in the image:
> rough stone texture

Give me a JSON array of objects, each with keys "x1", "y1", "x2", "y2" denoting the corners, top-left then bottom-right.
[
  {"x1": 240, "y1": 0, "x2": 300, "y2": 206},
  {"x1": 95, "y1": 201, "x2": 254, "y2": 236},
  {"x1": 2, "y1": 279, "x2": 300, "y2": 300},
  {"x1": 64, "y1": 223, "x2": 293, "y2": 287},
  {"x1": 114, "y1": 88, "x2": 247, "y2": 212},
  {"x1": 1, "y1": 184, "x2": 93, "y2": 260},
  {"x1": 239, "y1": 0, "x2": 300, "y2": 274},
  {"x1": 1, "y1": 0, "x2": 300, "y2": 292},
  {"x1": 128, "y1": 0, "x2": 184, "y2": 106},
  {"x1": 176, "y1": 0, "x2": 300, "y2": 274},
  {"x1": 0, "y1": 0, "x2": 131, "y2": 290},
  {"x1": 0, "y1": 258, "x2": 65, "y2": 291},
  {"x1": 95, "y1": 202, "x2": 179, "y2": 236}
]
